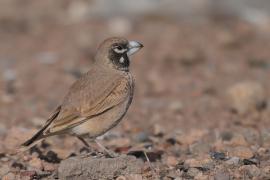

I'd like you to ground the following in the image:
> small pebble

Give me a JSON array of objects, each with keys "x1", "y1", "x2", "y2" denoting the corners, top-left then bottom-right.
[
  {"x1": 0, "y1": 123, "x2": 7, "y2": 136},
  {"x1": 243, "y1": 158, "x2": 259, "y2": 165},
  {"x1": 240, "y1": 165, "x2": 261, "y2": 177},
  {"x1": 2, "y1": 172, "x2": 16, "y2": 180},
  {"x1": 210, "y1": 152, "x2": 227, "y2": 160},
  {"x1": 29, "y1": 157, "x2": 43, "y2": 170},
  {"x1": 214, "y1": 171, "x2": 230, "y2": 180},
  {"x1": 3, "y1": 69, "x2": 16, "y2": 82},
  {"x1": 153, "y1": 124, "x2": 165, "y2": 137},
  {"x1": 36, "y1": 52, "x2": 58, "y2": 65},
  {"x1": 229, "y1": 146, "x2": 254, "y2": 159},
  {"x1": 186, "y1": 168, "x2": 202, "y2": 178},
  {"x1": 40, "y1": 151, "x2": 61, "y2": 164},
  {"x1": 0, "y1": 165, "x2": 10, "y2": 177},
  {"x1": 166, "y1": 156, "x2": 178, "y2": 167},
  {"x1": 190, "y1": 142, "x2": 211, "y2": 155},
  {"x1": 226, "y1": 81, "x2": 266, "y2": 114},
  {"x1": 225, "y1": 157, "x2": 240, "y2": 166},
  {"x1": 184, "y1": 157, "x2": 214, "y2": 170},
  {"x1": 133, "y1": 132, "x2": 150, "y2": 143}
]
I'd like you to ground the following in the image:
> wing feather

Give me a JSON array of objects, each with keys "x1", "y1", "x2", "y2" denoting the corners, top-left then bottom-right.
[{"x1": 46, "y1": 69, "x2": 130, "y2": 134}]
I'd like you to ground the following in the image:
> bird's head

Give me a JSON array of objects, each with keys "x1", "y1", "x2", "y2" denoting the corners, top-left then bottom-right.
[{"x1": 95, "y1": 37, "x2": 143, "y2": 71}]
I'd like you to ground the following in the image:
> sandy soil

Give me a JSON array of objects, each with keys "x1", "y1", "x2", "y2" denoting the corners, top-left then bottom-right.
[{"x1": 1, "y1": 1, "x2": 270, "y2": 179}]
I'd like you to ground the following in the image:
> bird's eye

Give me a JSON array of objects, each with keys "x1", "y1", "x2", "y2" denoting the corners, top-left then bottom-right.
[
  {"x1": 116, "y1": 46, "x2": 123, "y2": 50},
  {"x1": 113, "y1": 46, "x2": 127, "y2": 54}
]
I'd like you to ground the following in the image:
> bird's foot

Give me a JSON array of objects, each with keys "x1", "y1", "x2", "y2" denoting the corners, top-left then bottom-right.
[{"x1": 94, "y1": 140, "x2": 119, "y2": 158}]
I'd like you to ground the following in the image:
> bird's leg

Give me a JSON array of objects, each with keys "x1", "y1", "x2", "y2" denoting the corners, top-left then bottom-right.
[
  {"x1": 94, "y1": 139, "x2": 118, "y2": 158},
  {"x1": 77, "y1": 136, "x2": 118, "y2": 158},
  {"x1": 77, "y1": 136, "x2": 90, "y2": 147},
  {"x1": 77, "y1": 136, "x2": 96, "y2": 157}
]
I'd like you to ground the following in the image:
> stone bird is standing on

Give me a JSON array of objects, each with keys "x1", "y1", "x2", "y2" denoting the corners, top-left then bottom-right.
[{"x1": 21, "y1": 37, "x2": 143, "y2": 157}]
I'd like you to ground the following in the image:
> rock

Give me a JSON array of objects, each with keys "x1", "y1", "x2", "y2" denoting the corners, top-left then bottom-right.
[
  {"x1": 153, "y1": 124, "x2": 165, "y2": 137},
  {"x1": 189, "y1": 142, "x2": 211, "y2": 155},
  {"x1": 58, "y1": 155, "x2": 143, "y2": 180},
  {"x1": 240, "y1": 165, "x2": 261, "y2": 178},
  {"x1": 176, "y1": 129, "x2": 208, "y2": 145},
  {"x1": 257, "y1": 147, "x2": 267, "y2": 156},
  {"x1": 116, "y1": 175, "x2": 126, "y2": 180},
  {"x1": 2, "y1": 172, "x2": 16, "y2": 180},
  {"x1": 133, "y1": 132, "x2": 150, "y2": 143},
  {"x1": 3, "y1": 127, "x2": 36, "y2": 152},
  {"x1": 220, "y1": 131, "x2": 233, "y2": 141},
  {"x1": 243, "y1": 158, "x2": 259, "y2": 165},
  {"x1": 184, "y1": 157, "x2": 214, "y2": 170},
  {"x1": 261, "y1": 129, "x2": 270, "y2": 147},
  {"x1": 36, "y1": 52, "x2": 58, "y2": 65},
  {"x1": 11, "y1": 161, "x2": 24, "y2": 170},
  {"x1": 180, "y1": 50, "x2": 205, "y2": 67},
  {"x1": 194, "y1": 174, "x2": 209, "y2": 180},
  {"x1": 42, "y1": 161, "x2": 57, "y2": 171},
  {"x1": 0, "y1": 165, "x2": 10, "y2": 177},
  {"x1": 214, "y1": 171, "x2": 230, "y2": 180},
  {"x1": 123, "y1": 174, "x2": 143, "y2": 180},
  {"x1": 0, "y1": 157, "x2": 9, "y2": 162},
  {"x1": 216, "y1": 30, "x2": 238, "y2": 47},
  {"x1": 3, "y1": 69, "x2": 16, "y2": 82},
  {"x1": 228, "y1": 146, "x2": 254, "y2": 159},
  {"x1": 225, "y1": 157, "x2": 240, "y2": 166},
  {"x1": 29, "y1": 157, "x2": 43, "y2": 170},
  {"x1": 210, "y1": 152, "x2": 227, "y2": 161},
  {"x1": 168, "y1": 101, "x2": 183, "y2": 112},
  {"x1": 242, "y1": 128, "x2": 260, "y2": 145},
  {"x1": 186, "y1": 168, "x2": 202, "y2": 178},
  {"x1": 116, "y1": 174, "x2": 143, "y2": 180},
  {"x1": 19, "y1": 171, "x2": 37, "y2": 179},
  {"x1": 166, "y1": 156, "x2": 178, "y2": 167},
  {"x1": 226, "y1": 82, "x2": 266, "y2": 114},
  {"x1": 128, "y1": 149, "x2": 163, "y2": 162},
  {"x1": 262, "y1": 166, "x2": 270, "y2": 177},
  {"x1": 166, "y1": 169, "x2": 181, "y2": 179},
  {"x1": 52, "y1": 148, "x2": 72, "y2": 159},
  {"x1": 224, "y1": 133, "x2": 248, "y2": 147},
  {"x1": 0, "y1": 123, "x2": 7, "y2": 136},
  {"x1": 107, "y1": 137, "x2": 131, "y2": 148},
  {"x1": 30, "y1": 117, "x2": 46, "y2": 128},
  {"x1": 40, "y1": 150, "x2": 61, "y2": 163},
  {"x1": 1, "y1": 94, "x2": 14, "y2": 104}
]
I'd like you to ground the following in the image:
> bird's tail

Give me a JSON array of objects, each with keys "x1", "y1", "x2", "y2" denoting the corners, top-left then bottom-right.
[{"x1": 19, "y1": 106, "x2": 61, "y2": 152}]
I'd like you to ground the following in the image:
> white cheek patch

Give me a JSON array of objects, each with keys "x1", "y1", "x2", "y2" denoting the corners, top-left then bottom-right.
[
  {"x1": 113, "y1": 48, "x2": 127, "y2": 54},
  {"x1": 119, "y1": 56, "x2": 125, "y2": 63}
]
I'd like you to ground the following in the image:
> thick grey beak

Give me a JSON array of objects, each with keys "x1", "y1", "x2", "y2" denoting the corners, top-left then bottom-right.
[{"x1": 127, "y1": 41, "x2": 143, "y2": 56}]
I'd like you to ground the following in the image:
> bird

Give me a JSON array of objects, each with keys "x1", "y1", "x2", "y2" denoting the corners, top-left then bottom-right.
[{"x1": 20, "y1": 37, "x2": 143, "y2": 157}]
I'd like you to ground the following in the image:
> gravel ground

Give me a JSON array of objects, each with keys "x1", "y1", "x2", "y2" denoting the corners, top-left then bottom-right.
[{"x1": 1, "y1": 1, "x2": 270, "y2": 179}]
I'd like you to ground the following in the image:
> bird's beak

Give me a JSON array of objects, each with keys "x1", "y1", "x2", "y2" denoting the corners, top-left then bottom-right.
[{"x1": 127, "y1": 41, "x2": 144, "y2": 56}]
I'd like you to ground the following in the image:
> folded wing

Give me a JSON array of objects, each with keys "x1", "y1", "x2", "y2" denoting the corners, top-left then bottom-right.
[{"x1": 45, "y1": 69, "x2": 130, "y2": 134}]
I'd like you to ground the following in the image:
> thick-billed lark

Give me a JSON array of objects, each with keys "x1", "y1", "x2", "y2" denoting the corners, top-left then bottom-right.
[{"x1": 21, "y1": 37, "x2": 143, "y2": 157}]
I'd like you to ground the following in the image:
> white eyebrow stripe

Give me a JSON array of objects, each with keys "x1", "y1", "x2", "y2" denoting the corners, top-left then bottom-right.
[{"x1": 113, "y1": 48, "x2": 127, "y2": 54}]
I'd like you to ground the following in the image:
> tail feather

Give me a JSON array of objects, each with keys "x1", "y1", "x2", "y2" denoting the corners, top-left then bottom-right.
[{"x1": 21, "y1": 106, "x2": 61, "y2": 148}]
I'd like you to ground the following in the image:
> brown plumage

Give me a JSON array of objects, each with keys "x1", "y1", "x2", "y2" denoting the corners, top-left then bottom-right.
[{"x1": 21, "y1": 37, "x2": 143, "y2": 156}]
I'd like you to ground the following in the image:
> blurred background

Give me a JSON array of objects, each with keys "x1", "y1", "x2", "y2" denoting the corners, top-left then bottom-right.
[{"x1": 1, "y1": 0, "x2": 270, "y2": 178}]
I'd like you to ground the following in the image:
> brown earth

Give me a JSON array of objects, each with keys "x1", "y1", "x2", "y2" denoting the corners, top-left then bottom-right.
[{"x1": 1, "y1": 1, "x2": 270, "y2": 179}]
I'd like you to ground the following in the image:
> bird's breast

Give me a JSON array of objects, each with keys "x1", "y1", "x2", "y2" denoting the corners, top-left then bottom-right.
[{"x1": 72, "y1": 73, "x2": 134, "y2": 137}]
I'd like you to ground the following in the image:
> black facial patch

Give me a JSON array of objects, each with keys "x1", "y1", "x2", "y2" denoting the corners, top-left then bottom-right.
[{"x1": 109, "y1": 43, "x2": 130, "y2": 71}]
